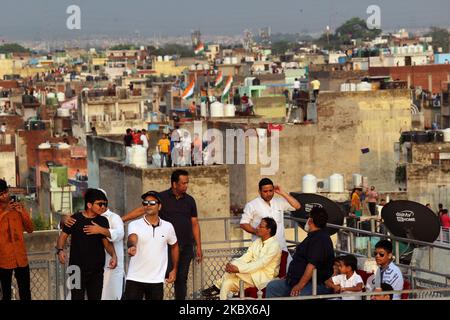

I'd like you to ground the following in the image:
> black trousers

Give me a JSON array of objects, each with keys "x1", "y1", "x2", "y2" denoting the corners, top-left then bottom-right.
[
  {"x1": 71, "y1": 270, "x2": 104, "y2": 300},
  {"x1": 167, "y1": 244, "x2": 194, "y2": 300},
  {"x1": 0, "y1": 266, "x2": 31, "y2": 300},
  {"x1": 124, "y1": 280, "x2": 163, "y2": 300},
  {"x1": 369, "y1": 202, "x2": 377, "y2": 216}
]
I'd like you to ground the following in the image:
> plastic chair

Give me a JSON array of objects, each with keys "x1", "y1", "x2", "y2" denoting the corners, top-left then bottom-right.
[{"x1": 244, "y1": 250, "x2": 289, "y2": 298}]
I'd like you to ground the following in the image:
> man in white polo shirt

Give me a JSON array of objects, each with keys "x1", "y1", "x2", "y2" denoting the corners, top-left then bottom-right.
[
  {"x1": 124, "y1": 191, "x2": 179, "y2": 300},
  {"x1": 240, "y1": 178, "x2": 301, "y2": 272}
]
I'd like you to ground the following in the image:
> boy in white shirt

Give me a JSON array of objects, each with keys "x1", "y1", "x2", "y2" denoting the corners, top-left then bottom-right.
[{"x1": 325, "y1": 254, "x2": 363, "y2": 300}]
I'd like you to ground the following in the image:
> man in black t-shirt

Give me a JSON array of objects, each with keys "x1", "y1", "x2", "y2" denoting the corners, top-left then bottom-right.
[
  {"x1": 266, "y1": 207, "x2": 334, "y2": 298},
  {"x1": 56, "y1": 189, "x2": 117, "y2": 300}
]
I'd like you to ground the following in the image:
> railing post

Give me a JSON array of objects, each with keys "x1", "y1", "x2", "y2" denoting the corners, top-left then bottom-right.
[
  {"x1": 395, "y1": 241, "x2": 400, "y2": 264},
  {"x1": 224, "y1": 219, "x2": 229, "y2": 242},
  {"x1": 429, "y1": 247, "x2": 434, "y2": 272},
  {"x1": 294, "y1": 220, "x2": 298, "y2": 243},
  {"x1": 349, "y1": 232, "x2": 355, "y2": 254},
  {"x1": 367, "y1": 236, "x2": 372, "y2": 258},
  {"x1": 239, "y1": 280, "x2": 245, "y2": 298},
  {"x1": 312, "y1": 269, "x2": 317, "y2": 296}
]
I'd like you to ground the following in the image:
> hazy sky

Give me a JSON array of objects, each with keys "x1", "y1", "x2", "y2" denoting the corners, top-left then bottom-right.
[{"x1": 1, "y1": 0, "x2": 449, "y2": 40}]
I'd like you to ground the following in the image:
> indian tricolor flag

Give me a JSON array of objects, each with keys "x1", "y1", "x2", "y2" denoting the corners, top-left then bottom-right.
[
  {"x1": 221, "y1": 75, "x2": 233, "y2": 101},
  {"x1": 214, "y1": 71, "x2": 223, "y2": 87},
  {"x1": 194, "y1": 42, "x2": 205, "y2": 55},
  {"x1": 181, "y1": 79, "x2": 195, "y2": 100}
]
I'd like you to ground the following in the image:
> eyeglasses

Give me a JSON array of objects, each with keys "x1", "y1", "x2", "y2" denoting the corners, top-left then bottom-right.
[
  {"x1": 374, "y1": 251, "x2": 385, "y2": 257},
  {"x1": 95, "y1": 202, "x2": 108, "y2": 208},
  {"x1": 142, "y1": 200, "x2": 159, "y2": 206}
]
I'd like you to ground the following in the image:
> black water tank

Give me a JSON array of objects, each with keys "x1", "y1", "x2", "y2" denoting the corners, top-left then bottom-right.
[
  {"x1": 414, "y1": 131, "x2": 430, "y2": 143},
  {"x1": 401, "y1": 131, "x2": 413, "y2": 142},
  {"x1": 436, "y1": 131, "x2": 444, "y2": 142},
  {"x1": 427, "y1": 131, "x2": 436, "y2": 142}
]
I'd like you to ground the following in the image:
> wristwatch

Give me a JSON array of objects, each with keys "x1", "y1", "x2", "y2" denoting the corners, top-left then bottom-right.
[{"x1": 55, "y1": 247, "x2": 64, "y2": 255}]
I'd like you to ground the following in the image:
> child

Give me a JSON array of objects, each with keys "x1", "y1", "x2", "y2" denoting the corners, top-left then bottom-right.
[
  {"x1": 332, "y1": 256, "x2": 344, "y2": 277},
  {"x1": 371, "y1": 283, "x2": 394, "y2": 300},
  {"x1": 325, "y1": 254, "x2": 364, "y2": 300}
]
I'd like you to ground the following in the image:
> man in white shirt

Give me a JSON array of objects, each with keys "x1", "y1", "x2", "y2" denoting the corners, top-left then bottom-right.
[
  {"x1": 293, "y1": 78, "x2": 300, "y2": 90},
  {"x1": 124, "y1": 191, "x2": 179, "y2": 300},
  {"x1": 369, "y1": 240, "x2": 404, "y2": 300},
  {"x1": 63, "y1": 189, "x2": 125, "y2": 300},
  {"x1": 140, "y1": 129, "x2": 149, "y2": 150},
  {"x1": 240, "y1": 178, "x2": 301, "y2": 271}
]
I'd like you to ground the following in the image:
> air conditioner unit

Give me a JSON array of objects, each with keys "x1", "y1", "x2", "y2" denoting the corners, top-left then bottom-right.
[{"x1": 316, "y1": 178, "x2": 329, "y2": 192}]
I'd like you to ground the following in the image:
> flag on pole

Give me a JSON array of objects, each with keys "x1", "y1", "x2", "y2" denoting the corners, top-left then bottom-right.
[
  {"x1": 181, "y1": 79, "x2": 195, "y2": 100},
  {"x1": 221, "y1": 75, "x2": 233, "y2": 101},
  {"x1": 214, "y1": 71, "x2": 223, "y2": 87},
  {"x1": 60, "y1": 97, "x2": 78, "y2": 110},
  {"x1": 194, "y1": 42, "x2": 205, "y2": 55}
]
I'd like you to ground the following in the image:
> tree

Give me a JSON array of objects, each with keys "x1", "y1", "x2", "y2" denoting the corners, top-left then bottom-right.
[
  {"x1": 316, "y1": 17, "x2": 382, "y2": 50},
  {"x1": 272, "y1": 41, "x2": 293, "y2": 55},
  {"x1": 109, "y1": 44, "x2": 136, "y2": 50},
  {"x1": 425, "y1": 27, "x2": 450, "y2": 52},
  {"x1": 0, "y1": 43, "x2": 29, "y2": 54}
]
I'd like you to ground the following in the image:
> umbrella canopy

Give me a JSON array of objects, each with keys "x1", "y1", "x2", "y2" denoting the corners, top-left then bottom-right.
[
  {"x1": 290, "y1": 193, "x2": 345, "y2": 235},
  {"x1": 381, "y1": 200, "x2": 441, "y2": 243}
]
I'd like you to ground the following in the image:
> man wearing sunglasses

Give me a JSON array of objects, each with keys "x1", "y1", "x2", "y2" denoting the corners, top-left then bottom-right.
[
  {"x1": 56, "y1": 188, "x2": 117, "y2": 300},
  {"x1": 368, "y1": 240, "x2": 404, "y2": 300},
  {"x1": 0, "y1": 179, "x2": 33, "y2": 300},
  {"x1": 122, "y1": 169, "x2": 201, "y2": 300},
  {"x1": 124, "y1": 191, "x2": 179, "y2": 300},
  {"x1": 62, "y1": 188, "x2": 124, "y2": 300}
]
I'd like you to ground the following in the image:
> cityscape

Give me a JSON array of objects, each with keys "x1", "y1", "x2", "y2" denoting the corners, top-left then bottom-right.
[{"x1": 0, "y1": 0, "x2": 449, "y2": 307}]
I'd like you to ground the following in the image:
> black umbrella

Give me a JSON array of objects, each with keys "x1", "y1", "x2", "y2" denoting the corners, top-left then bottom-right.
[
  {"x1": 290, "y1": 193, "x2": 345, "y2": 235},
  {"x1": 381, "y1": 200, "x2": 441, "y2": 243}
]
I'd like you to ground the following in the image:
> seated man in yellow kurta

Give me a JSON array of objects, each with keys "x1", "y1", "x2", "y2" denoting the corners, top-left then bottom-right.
[{"x1": 201, "y1": 217, "x2": 281, "y2": 300}]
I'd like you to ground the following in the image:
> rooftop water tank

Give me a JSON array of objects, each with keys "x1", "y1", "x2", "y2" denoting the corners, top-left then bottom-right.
[
  {"x1": 231, "y1": 57, "x2": 238, "y2": 64},
  {"x1": 329, "y1": 174, "x2": 344, "y2": 193},
  {"x1": 224, "y1": 57, "x2": 232, "y2": 65},
  {"x1": 340, "y1": 83, "x2": 356, "y2": 92},
  {"x1": 157, "y1": 56, "x2": 163, "y2": 62},
  {"x1": 163, "y1": 55, "x2": 170, "y2": 61},
  {"x1": 302, "y1": 174, "x2": 317, "y2": 193},
  {"x1": 131, "y1": 145, "x2": 147, "y2": 168},
  {"x1": 352, "y1": 174, "x2": 362, "y2": 188},
  {"x1": 443, "y1": 128, "x2": 450, "y2": 142},
  {"x1": 224, "y1": 104, "x2": 236, "y2": 117},
  {"x1": 57, "y1": 92, "x2": 65, "y2": 102},
  {"x1": 356, "y1": 82, "x2": 372, "y2": 91},
  {"x1": 38, "y1": 142, "x2": 51, "y2": 149},
  {"x1": 200, "y1": 102, "x2": 207, "y2": 117},
  {"x1": 210, "y1": 102, "x2": 224, "y2": 117},
  {"x1": 57, "y1": 108, "x2": 70, "y2": 117}
]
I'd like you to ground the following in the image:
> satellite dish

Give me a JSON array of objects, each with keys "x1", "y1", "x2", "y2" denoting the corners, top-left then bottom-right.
[
  {"x1": 290, "y1": 193, "x2": 345, "y2": 235},
  {"x1": 381, "y1": 200, "x2": 441, "y2": 243}
]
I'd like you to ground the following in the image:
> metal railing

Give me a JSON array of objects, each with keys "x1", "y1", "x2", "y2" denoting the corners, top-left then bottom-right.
[{"x1": 4, "y1": 215, "x2": 450, "y2": 300}]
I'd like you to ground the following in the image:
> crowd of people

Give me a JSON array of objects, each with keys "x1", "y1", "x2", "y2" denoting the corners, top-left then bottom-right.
[
  {"x1": 0, "y1": 175, "x2": 420, "y2": 301},
  {"x1": 123, "y1": 127, "x2": 220, "y2": 168}
]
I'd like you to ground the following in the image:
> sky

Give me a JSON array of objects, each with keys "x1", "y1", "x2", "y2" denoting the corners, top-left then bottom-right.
[{"x1": 0, "y1": 0, "x2": 449, "y2": 40}]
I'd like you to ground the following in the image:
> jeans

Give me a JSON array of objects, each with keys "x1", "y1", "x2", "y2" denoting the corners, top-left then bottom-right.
[
  {"x1": 71, "y1": 270, "x2": 104, "y2": 300},
  {"x1": 124, "y1": 280, "x2": 163, "y2": 300},
  {"x1": 265, "y1": 279, "x2": 331, "y2": 298},
  {"x1": 167, "y1": 244, "x2": 194, "y2": 300},
  {"x1": 161, "y1": 152, "x2": 169, "y2": 167},
  {"x1": 0, "y1": 266, "x2": 31, "y2": 300}
]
